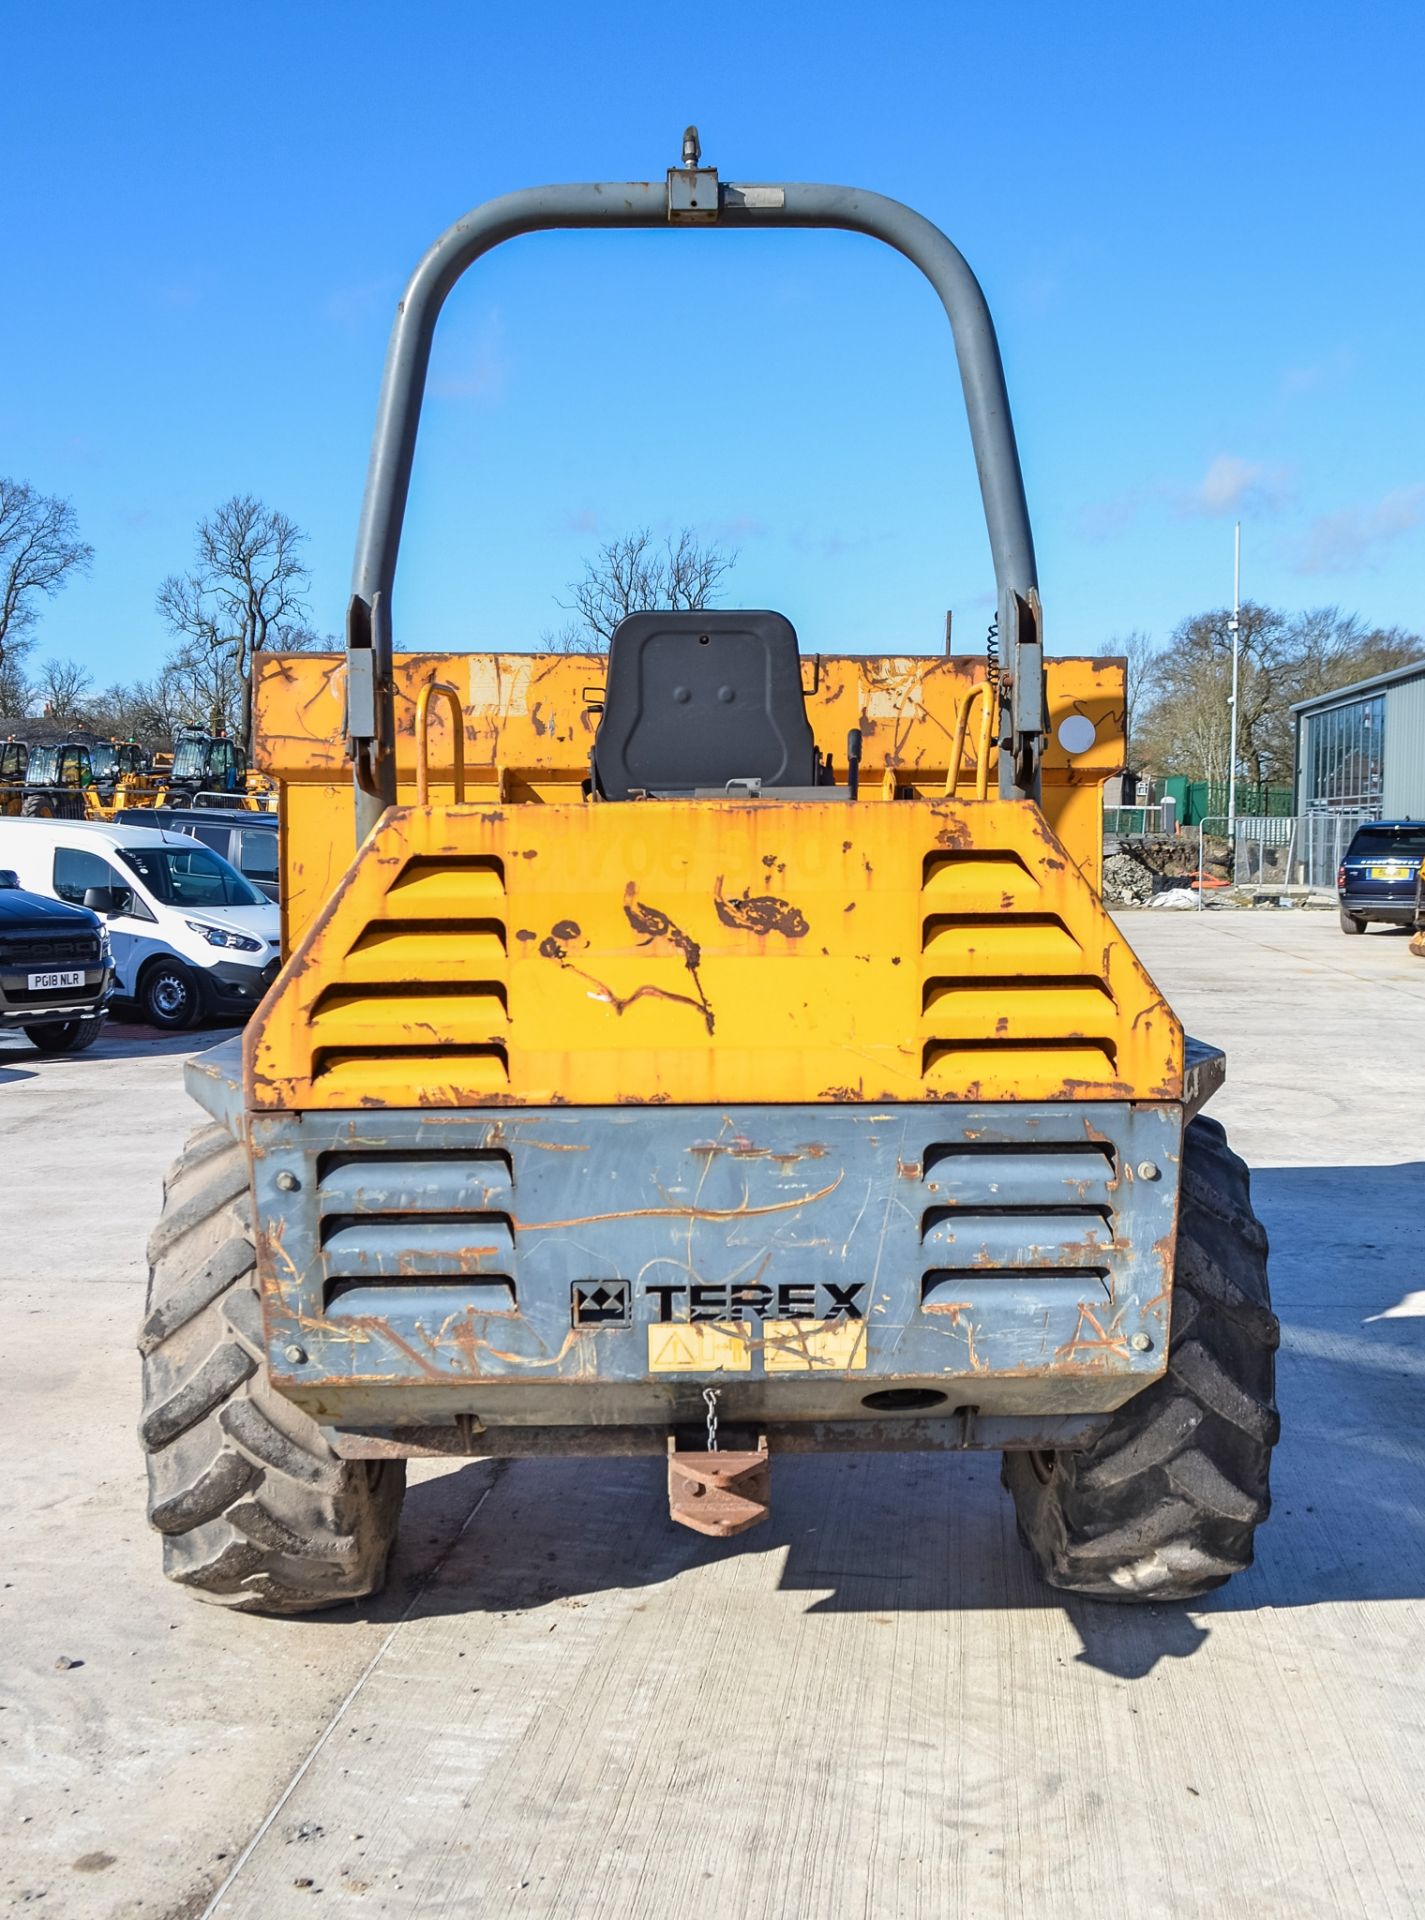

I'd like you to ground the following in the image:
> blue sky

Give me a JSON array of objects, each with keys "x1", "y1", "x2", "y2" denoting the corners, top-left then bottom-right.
[{"x1": 4, "y1": 0, "x2": 1422, "y2": 686}]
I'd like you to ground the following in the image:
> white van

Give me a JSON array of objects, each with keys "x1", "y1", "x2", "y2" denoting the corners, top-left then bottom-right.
[{"x1": 0, "y1": 819, "x2": 281, "y2": 1030}]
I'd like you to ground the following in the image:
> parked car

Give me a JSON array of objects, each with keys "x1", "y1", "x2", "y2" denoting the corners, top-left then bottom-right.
[
  {"x1": 114, "y1": 806, "x2": 279, "y2": 900},
  {"x1": 0, "y1": 820, "x2": 280, "y2": 1029},
  {"x1": 0, "y1": 865, "x2": 113, "y2": 1051},
  {"x1": 1337, "y1": 819, "x2": 1425, "y2": 933}
]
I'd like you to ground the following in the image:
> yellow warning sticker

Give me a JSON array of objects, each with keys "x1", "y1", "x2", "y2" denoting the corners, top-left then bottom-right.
[
  {"x1": 646, "y1": 1322, "x2": 752, "y2": 1373},
  {"x1": 762, "y1": 1319, "x2": 869, "y2": 1372}
]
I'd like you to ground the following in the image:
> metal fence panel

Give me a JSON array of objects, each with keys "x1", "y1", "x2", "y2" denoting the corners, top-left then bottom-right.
[
  {"x1": 1191, "y1": 810, "x2": 1372, "y2": 893},
  {"x1": 1297, "y1": 810, "x2": 1374, "y2": 890}
]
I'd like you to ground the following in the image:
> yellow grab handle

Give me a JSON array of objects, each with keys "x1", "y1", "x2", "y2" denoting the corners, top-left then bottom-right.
[
  {"x1": 415, "y1": 680, "x2": 465, "y2": 806},
  {"x1": 945, "y1": 682, "x2": 996, "y2": 800}
]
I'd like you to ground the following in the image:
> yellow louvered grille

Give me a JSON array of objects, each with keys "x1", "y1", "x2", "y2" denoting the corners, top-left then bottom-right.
[
  {"x1": 248, "y1": 801, "x2": 1181, "y2": 1109},
  {"x1": 299, "y1": 855, "x2": 509, "y2": 1099},
  {"x1": 919, "y1": 849, "x2": 1123, "y2": 1087}
]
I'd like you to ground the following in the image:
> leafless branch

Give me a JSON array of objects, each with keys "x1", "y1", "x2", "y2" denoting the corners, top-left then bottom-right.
[
  {"x1": 0, "y1": 479, "x2": 93, "y2": 675},
  {"x1": 556, "y1": 527, "x2": 738, "y2": 649},
  {"x1": 156, "y1": 493, "x2": 319, "y2": 746}
]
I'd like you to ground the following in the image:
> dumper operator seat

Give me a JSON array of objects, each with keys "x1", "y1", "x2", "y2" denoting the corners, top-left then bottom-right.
[{"x1": 592, "y1": 610, "x2": 822, "y2": 799}]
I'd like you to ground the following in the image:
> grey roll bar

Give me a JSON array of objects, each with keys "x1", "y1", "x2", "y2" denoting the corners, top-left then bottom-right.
[{"x1": 347, "y1": 136, "x2": 1043, "y2": 839}]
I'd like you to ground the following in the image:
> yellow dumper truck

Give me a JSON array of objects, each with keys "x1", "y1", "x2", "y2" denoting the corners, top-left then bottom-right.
[{"x1": 139, "y1": 135, "x2": 1277, "y2": 1614}]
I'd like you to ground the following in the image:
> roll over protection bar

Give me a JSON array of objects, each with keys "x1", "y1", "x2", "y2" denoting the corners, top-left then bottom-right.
[{"x1": 347, "y1": 133, "x2": 1043, "y2": 841}]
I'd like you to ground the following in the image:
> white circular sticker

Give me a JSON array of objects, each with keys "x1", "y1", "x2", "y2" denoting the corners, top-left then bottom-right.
[{"x1": 1057, "y1": 715, "x2": 1096, "y2": 756}]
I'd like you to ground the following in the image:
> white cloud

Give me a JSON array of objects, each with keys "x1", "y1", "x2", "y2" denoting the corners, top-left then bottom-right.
[
  {"x1": 1184, "y1": 454, "x2": 1292, "y2": 518},
  {"x1": 1295, "y1": 484, "x2": 1425, "y2": 575}
]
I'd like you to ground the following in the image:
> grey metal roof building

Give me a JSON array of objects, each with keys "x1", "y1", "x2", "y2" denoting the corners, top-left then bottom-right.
[{"x1": 1291, "y1": 659, "x2": 1425, "y2": 817}]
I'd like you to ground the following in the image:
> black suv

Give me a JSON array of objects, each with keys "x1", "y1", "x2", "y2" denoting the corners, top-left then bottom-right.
[
  {"x1": 1337, "y1": 820, "x2": 1425, "y2": 933},
  {"x1": 0, "y1": 869, "x2": 114, "y2": 1051}
]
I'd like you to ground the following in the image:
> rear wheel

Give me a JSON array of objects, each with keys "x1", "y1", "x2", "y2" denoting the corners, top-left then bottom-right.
[
  {"x1": 23, "y1": 1014, "x2": 105, "y2": 1053},
  {"x1": 140, "y1": 958, "x2": 199, "y2": 1030},
  {"x1": 1003, "y1": 1114, "x2": 1278, "y2": 1602},
  {"x1": 138, "y1": 1122, "x2": 406, "y2": 1614},
  {"x1": 21, "y1": 793, "x2": 55, "y2": 818},
  {"x1": 1339, "y1": 908, "x2": 1366, "y2": 935}
]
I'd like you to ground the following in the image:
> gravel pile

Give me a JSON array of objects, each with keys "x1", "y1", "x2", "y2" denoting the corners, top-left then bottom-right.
[{"x1": 1102, "y1": 850, "x2": 1155, "y2": 906}]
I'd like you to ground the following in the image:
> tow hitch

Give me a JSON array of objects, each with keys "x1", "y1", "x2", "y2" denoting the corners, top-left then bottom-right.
[
  {"x1": 667, "y1": 1437, "x2": 771, "y2": 1538},
  {"x1": 667, "y1": 1387, "x2": 770, "y2": 1537}
]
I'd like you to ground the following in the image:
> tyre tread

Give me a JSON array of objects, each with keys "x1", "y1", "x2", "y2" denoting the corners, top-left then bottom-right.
[
  {"x1": 138, "y1": 1123, "x2": 405, "y2": 1614},
  {"x1": 1003, "y1": 1113, "x2": 1278, "y2": 1602}
]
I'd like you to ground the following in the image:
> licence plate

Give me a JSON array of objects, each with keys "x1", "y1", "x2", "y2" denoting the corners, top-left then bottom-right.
[
  {"x1": 28, "y1": 969, "x2": 84, "y2": 990},
  {"x1": 1369, "y1": 864, "x2": 1409, "y2": 880}
]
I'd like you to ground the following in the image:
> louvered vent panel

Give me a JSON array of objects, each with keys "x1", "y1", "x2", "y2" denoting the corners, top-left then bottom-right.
[
  {"x1": 918, "y1": 1138, "x2": 1117, "y2": 1288},
  {"x1": 316, "y1": 1147, "x2": 516, "y2": 1316},
  {"x1": 317, "y1": 856, "x2": 510, "y2": 1093},
  {"x1": 920, "y1": 850, "x2": 1120, "y2": 1085}
]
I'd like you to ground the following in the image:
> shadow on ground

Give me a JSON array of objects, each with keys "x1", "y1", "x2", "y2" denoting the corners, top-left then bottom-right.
[
  {"x1": 0, "y1": 1018, "x2": 242, "y2": 1066},
  {"x1": 154, "y1": 1161, "x2": 1425, "y2": 1682}
]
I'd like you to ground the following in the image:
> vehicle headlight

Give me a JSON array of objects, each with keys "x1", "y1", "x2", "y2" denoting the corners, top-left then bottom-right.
[
  {"x1": 185, "y1": 918, "x2": 263, "y2": 953},
  {"x1": 98, "y1": 926, "x2": 112, "y2": 964}
]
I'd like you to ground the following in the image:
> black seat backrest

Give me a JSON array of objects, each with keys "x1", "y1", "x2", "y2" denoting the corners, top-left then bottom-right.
[{"x1": 592, "y1": 610, "x2": 817, "y2": 800}]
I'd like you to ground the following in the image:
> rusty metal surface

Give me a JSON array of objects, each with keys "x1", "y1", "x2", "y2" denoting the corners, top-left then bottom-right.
[
  {"x1": 668, "y1": 1441, "x2": 771, "y2": 1537},
  {"x1": 246, "y1": 792, "x2": 1181, "y2": 1111},
  {"x1": 183, "y1": 1037, "x2": 245, "y2": 1139},
  {"x1": 1182, "y1": 1035, "x2": 1227, "y2": 1118},
  {"x1": 253, "y1": 652, "x2": 1126, "y2": 947},
  {"x1": 323, "y1": 1411, "x2": 1110, "y2": 1458},
  {"x1": 249, "y1": 1099, "x2": 1181, "y2": 1430}
]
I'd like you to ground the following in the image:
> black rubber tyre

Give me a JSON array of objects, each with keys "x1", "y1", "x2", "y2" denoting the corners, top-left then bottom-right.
[
  {"x1": 23, "y1": 1013, "x2": 105, "y2": 1053},
  {"x1": 140, "y1": 957, "x2": 200, "y2": 1030},
  {"x1": 1002, "y1": 1114, "x2": 1278, "y2": 1602},
  {"x1": 22, "y1": 790, "x2": 85, "y2": 819},
  {"x1": 165, "y1": 787, "x2": 195, "y2": 808},
  {"x1": 138, "y1": 1122, "x2": 406, "y2": 1614},
  {"x1": 1339, "y1": 908, "x2": 1366, "y2": 935}
]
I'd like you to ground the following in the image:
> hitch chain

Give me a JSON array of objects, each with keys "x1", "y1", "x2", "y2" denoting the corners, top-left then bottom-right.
[{"x1": 703, "y1": 1386, "x2": 720, "y2": 1453}]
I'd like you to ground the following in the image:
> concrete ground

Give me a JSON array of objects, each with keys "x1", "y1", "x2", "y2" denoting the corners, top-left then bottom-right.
[{"x1": 2, "y1": 910, "x2": 1422, "y2": 1919}]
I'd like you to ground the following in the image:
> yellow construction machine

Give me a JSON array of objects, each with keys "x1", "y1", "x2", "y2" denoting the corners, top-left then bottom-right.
[
  {"x1": 138, "y1": 133, "x2": 1278, "y2": 1615},
  {"x1": 18, "y1": 739, "x2": 165, "y2": 820},
  {"x1": 159, "y1": 727, "x2": 273, "y2": 810},
  {"x1": 0, "y1": 737, "x2": 30, "y2": 816}
]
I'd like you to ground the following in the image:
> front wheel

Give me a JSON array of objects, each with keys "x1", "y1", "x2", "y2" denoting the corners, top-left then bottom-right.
[
  {"x1": 141, "y1": 959, "x2": 199, "y2": 1030},
  {"x1": 1003, "y1": 1114, "x2": 1278, "y2": 1602},
  {"x1": 139, "y1": 1122, "x2": 406, "y2": 1613},
  {"x1": 1339, "y1": 908, "x2": 1366, "y2": 935},
  {"x1": 23, "y1": 1014, "x2": 105, "y2": 1053}
]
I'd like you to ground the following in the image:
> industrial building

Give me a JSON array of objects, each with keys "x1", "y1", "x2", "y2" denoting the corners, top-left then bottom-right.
[{"x1": 1292, "y1": 659, "x2": 1425, "y2": 818}]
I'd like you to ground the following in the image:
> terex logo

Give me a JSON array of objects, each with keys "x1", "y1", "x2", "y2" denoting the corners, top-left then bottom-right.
[{"x1": 644, "y1": 1282, "x2": 866, "y2": 1323}]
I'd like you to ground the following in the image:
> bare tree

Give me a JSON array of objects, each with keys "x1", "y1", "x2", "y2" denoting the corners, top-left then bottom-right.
[
  {"x1": 33, "y1": 657, "x2": 95, "y2": 728},
  {"x1": 1134, "y1": 603, "x2": 1285, "y2": 789},
  {"x1": 553, "y1": 527, "x2": 738, "y2": 651},
  {"x1": 89, "y1": 669, "x2": 196, "y2": 753},
  {"x1": 0, "y1": 653, "x2": 31, "y2": 722},
  {"x1": 1134, "y1": 602, "x2": 1424, "y2": 789},
  {"x1": 1109, "y1": 630, "x2": 1162, "y2": 765},
  {"x1": 157, "y1": 494, "x2": 322, "y2": 746},
  {"x1": 0, "y1": 480, "x2": 93, "y2": 687}
]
